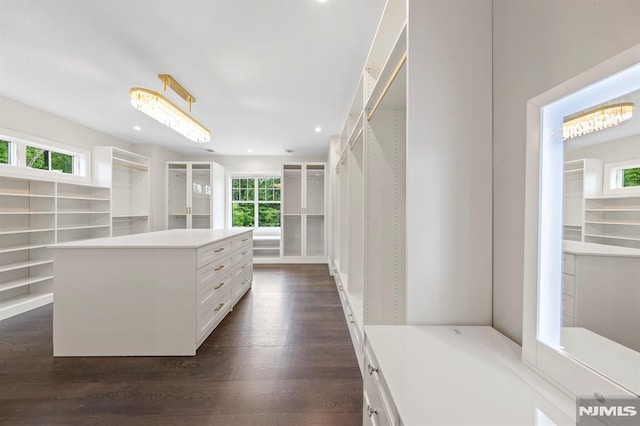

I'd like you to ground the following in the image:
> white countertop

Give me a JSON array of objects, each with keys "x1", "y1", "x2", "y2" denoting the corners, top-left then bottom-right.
[
  {"x1": 561, "y1": 327, "x2": 640, "y2": 395},
  {"x1": 365, "y1": 326, "x2": 575, "y2": 425},
  {"x1": 563, "y1": 240, "x2": 640, "y2": 257},
  {"x1": 52, "y1": 228, "x2": 252, "y2": 249}
]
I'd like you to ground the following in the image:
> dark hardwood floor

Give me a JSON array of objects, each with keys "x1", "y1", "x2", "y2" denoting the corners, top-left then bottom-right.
[{"x1": 0, "y1": 264, "x2": 362, "y2": 425}]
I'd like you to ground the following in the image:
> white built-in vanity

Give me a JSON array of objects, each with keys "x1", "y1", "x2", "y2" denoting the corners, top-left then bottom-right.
[{"x1": 52, "y1": 228, "x2": 253, "y2": 356}]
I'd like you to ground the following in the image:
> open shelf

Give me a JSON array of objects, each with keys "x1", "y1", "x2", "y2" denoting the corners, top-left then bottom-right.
[
  {"x1": 57, "y1": 225, "x2": 111, "y2": 231},
  {"x1": 365, "y1": 24, "x2": 407, "y2": 121},
  {"x1": 0, "y1": 260, "x2": 53, "y2": 273},
  {"x1": 0, "y1": 276, "x2": 54, "y2": 293},
  {"x1": 0, "y1": 244, "x2": 50, "y2": 254},
  {"x1": 0, "y1": 193, "x2": 54, "y2": 198},
  {"x1": 584, "y1": 234, "x2": 640, "y2": 242},
  {"x1": 0, "y1": 293, "x2": 53, "y2": 322},
  {"x1": 0, "y1": 228, "x2": 55, "y2": 235}
]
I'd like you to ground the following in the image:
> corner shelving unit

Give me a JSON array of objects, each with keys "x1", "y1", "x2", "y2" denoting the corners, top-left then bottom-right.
[
  {"x1": 93, "y1": 146, "x2": 150, "y2": 236},
  {"x1": 0, "y1": 176, "x2": 55, "y2": 320}
]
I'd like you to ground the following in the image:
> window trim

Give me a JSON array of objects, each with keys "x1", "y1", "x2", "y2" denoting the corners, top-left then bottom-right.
[
  {"x1": 0, "y1": 128, "x2": 90, "y2": 183},
  {"x1": 603, "y1": 158, "x2": 640, "y2": 195},
  {"x1": 229, "y1": 173, "x2": 282, "y2": 230}
]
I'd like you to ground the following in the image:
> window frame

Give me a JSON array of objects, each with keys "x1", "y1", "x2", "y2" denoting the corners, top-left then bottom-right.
[
  {"x1": 603, "y1": 158, "x2": 640, "y2": 195},
  {"x1": 0, "y1": 128, "x2": 90, "y2": 183},
  {"x1": 230, "y1": 175, "x2": 281, "y2": 229}
]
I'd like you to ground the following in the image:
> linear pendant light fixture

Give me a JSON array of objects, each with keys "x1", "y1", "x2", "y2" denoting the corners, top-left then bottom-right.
[
  {"x1": 130, "y1": 74, "x2": 211, "y2": 143},
  {"x1": 562, "y1": 102, "x2": 634, "y2": 141}
]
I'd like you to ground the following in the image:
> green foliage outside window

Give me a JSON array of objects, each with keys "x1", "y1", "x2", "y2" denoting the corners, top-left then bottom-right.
[
  {"x1": 232, "y1": 177, "x2": 281, "y2": 227},
  {"x1": 623, "y1": 167, "x2": 640, "y2": 187},
  {"x1": 0, "y1": 140, "x2": 9, "y2": 164},
  {"x1": 26, "y1": 146, "x2": 73, "y2": 174},
  {"x1": 232, "y1": 203, "x2": 255, "y2": 227}
]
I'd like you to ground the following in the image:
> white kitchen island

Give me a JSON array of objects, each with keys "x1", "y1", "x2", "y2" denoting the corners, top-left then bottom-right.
[{"x1": 52, "y1": 229, "x2": 253, "y2": 356}]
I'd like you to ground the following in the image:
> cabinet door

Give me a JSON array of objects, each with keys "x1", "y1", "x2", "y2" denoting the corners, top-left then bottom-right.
[
  {"x1": 191, "y1": 163, "x2": 212, "y2": 229},
  {"x1": 305, "y1": 164, "x2": 325, "y2": 256},
  {"x1": 167, "y1": 163, "x2": 188, "y2": 229},
  {"x1": 282, "y1": 164, "x2": 303, "y2": 256}
]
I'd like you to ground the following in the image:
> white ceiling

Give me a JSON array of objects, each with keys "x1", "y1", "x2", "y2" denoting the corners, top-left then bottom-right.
[{"x1": 0, "y1": 0, "x2": 385, "y2": 156}]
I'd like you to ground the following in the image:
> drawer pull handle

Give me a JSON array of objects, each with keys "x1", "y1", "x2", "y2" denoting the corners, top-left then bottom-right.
[
  {"x1": 242, "y1": 238, "x2": 249, "y2": 242},
  {"x1": 214, "y1": 283, "x2": 225, "y2": 290},
  {"x1": 214, "y1": 303, "x2": 225, "y2": 312},
  {"x1": 214, "y1": 265, "x2": 225, "y2": 271},
  {"x1": 367, "y1": 364, "x2": 379, "y2": 375},
  {"x1": 367, "y1": 405, "x2": 378, "y2": 418},
  {"x1": 214, "y1": 248, "x2": 225, "y2": 253},
  {"x1": 242, "y1": 278, "x2": 248, "y2": 284},
  {"x1": 339, "y1": 285, "x2": 343, "y2": 290},
  {"x1": 242, "y1": 264, "x2": 248, "y2": 269}
]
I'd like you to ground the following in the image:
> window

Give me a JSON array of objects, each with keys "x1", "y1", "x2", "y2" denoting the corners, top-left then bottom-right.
[
  {"x1": 26, "y1": 145, "x2": 74, "y2": 174},
  {"x1": 604, "y1": 159, "x2": 640, "y2": 194},
  {"x1": 622, "y1": 166, "x2": 640, "y2": 187},
  {"x1": 0, "y1": 140, "x2": 10, "y2": 164},
  {"x1": 232, "y1": 177, "x2": 281, "y2": 227}
]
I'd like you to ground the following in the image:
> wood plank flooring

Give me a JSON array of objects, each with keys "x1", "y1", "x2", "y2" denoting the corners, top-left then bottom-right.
[{"x1": 0, "y1": 264, "x2": 362, "y2": 425}]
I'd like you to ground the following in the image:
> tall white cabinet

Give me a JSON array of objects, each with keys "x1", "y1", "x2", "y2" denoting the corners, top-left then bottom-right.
[
  {"x1": 281, "y1": 163, "x2": 327, "y2": 261},
  {"x1": 93, "y1": 146, "x2": 150, "y2": 236},
  {"x1": 166, "y1": 161, "x2": 225, "y2": 230},
  {"x1": 329, "y1": 0, "x2": 492, "y2": 372}
]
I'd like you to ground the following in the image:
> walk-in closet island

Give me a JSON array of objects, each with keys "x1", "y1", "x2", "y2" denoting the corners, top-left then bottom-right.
[{"x1": 52, "y1": 228, "x2": 253, "y2": 356}]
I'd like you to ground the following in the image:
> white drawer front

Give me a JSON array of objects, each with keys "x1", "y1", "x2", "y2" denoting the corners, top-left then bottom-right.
[
  {"x1": 562, "y1": 273, "x2": 575, "y2": 296},
  {"x1": 197, "y1": 272, "x2": 232, "y2": 311},
  {"x1": 364, "y1": 372, "x2": 394, "y2": 426},
  {"x1": 364, "y1": 344, "x2": 397, "y2": 426},
  {"x1": 562, "y1": 294, "x2": 575, "y2": 318},
  {"x1": 197, "y1": 239, "x2": 233, "y2": 269},
  {"x1": 233, "y1": 234, "x2": 253, "y2": 251},
  {"x1": 198, "y1": 287, "x2": 231, "y2": 336},
  {"x1": 562, "y1": 253, "x2": 576, "y2": 276},
  {"x1": 232, "y1": 257, "x2": 253, "y2": 280},
  {"x1": 196, "y1": 255, "x2": 234, "y2": 291},
  {"x1": 234, "y1": 272, "x2": 252, "y2": 299}
]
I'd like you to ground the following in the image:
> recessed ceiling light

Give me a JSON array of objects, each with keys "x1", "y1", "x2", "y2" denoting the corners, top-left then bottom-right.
[
  {"x1": 133, "y1": 126, "x2": 141, "y2": 131},
  {"x1": 248, "y1": 149, "x2": 253, "y2": 153},
  {"x1": 317, "y1": 0, "x2": 328, "y2": 3},
  {"x1": 315, "y1": 127, "x2": 322, "y2": 133}
]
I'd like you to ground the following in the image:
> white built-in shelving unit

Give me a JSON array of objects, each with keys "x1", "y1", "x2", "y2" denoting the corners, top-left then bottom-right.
[
  {"x1": 0, "y1": 175, "x2": 111, "y2": 320},
  {"x1": 93, "y1": 146, "x2": 150, "y2": 237},
  {"x1": 584, "y1": 195, "x2": 640, "y2": 248},
  {"x1": 55, "y1": 182, "x2": 111, "y2": 243},
  {"x1": 563, "y1": 158, "x2": 640, "y2": 249},
  {"x1": 329, "y1": 0, "x2": 493, "y2": 375},
  {"x1": 563, "y1": 159, "x2": 603, "y2": 241},
  {"x1": 281, "y1": 163, "x2": 327, "y2": 262},
  {"x1": 166, "y1": 161, "x2": 225, "y2": 230}
]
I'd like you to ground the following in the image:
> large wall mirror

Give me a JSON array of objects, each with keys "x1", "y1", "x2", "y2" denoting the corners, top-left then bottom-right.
[{"x1": 523, "y1": 44, "x2": 640, "y2": 400}]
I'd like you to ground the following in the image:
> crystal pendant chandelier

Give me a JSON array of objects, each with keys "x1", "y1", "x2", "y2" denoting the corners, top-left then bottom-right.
[{"x1": 130, "y1": 74, "x2": 211, "y2": 143}]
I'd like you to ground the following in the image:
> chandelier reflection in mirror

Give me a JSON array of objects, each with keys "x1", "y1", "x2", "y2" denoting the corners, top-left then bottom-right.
[
  {"x1": 562, "y1": 102, "x2": 634, "y2": 141},
  {"x1": 130, "y1": 74, "x2": 211, "y2": 143}
]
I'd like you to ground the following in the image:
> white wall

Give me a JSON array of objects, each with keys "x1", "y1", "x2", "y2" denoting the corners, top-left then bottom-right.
[
  {"x1": 492, "y1": 0, "x2": 640, "y2": 344},
  {"x1": 0, "y1": 96, "x2": 133, "y2": 152},
  {"x1": 566, "y1": 134, "x2": 640, "y2": 164}
]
